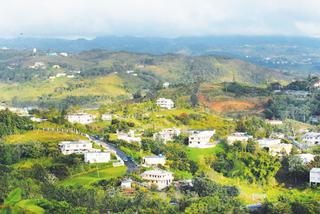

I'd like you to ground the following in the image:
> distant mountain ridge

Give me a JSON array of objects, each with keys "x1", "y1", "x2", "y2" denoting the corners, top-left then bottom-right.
[{"x1": 2, "y1": 36, "x2": 320, "y2": 74}]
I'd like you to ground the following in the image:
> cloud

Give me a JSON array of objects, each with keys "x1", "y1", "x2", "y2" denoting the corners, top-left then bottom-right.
[{"x1": 0, "y1": 0, "x2": 320, "y2": 38}]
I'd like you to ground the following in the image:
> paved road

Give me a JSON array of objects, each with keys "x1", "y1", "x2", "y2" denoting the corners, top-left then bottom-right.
[{"x1": 88, "y1": 136, "x2": 139, "y2": 173}]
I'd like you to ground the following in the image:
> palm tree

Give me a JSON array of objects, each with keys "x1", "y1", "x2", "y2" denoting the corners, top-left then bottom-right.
[{"x1": 0, "y1": 188, "x2": 44, "y2": 214}]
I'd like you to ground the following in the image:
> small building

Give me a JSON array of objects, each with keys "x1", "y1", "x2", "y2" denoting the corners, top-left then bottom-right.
[
  {"x1": 257, "y1": 138, "x2": 281, "y2": 147},
  {"x1": 285, "y1": 90, "x2": 310, "y2": 100},
  {"x1": 227, "y1": 132, "x2": 253, "y2": 144},
  {"x1": 59, "y1": 140, "x2": 99, "y2": 155},
  {"x1": 296, "y1": 153, "x2": 315, "y2": 164},
  {"x1": 142, "y1": 155, "x2": 166, "y2": 166},
  {"x1": 258, "y1": 138, "x2": 292, "y2": 156},
  {"x1": 313, "y1": 81, "x2": 320, "y2": 89},
  {"x1": 188, "y1": 130, "x2": 215, "y2": 148},
  {"x1": 301, "y1": 132, "x2": 320, "y2": 147},
  {"x1": 153, "y1": 128, "x2": 181, "y2": 143},
  {"x1": 101, "y1": 113, "x2": 112, "y2": 121},
  {"x1": 270, "y1": 132, "x2": 285, "y2": 139},
  {"x1": 66, "y1": 113, "x2": 96, "y2": 124},
  {"x1": 163, "y1": 82, "x2": 170, "y2": 88},
  {"x1": 30, "y1": 116, "x2": 47, "y2": 123},
  {"x1": 310, "y1": 168, "x2": 320, "y2": 185},
  {"x1": 266, "y1": 120, "x2": 283, "y2": 126},
  {"x1": 141, "y1": 169, "x2": 174, "y2": 190},
  {"x1": 84, "y1": 152, "x2": 111, "y2": 163},
  {"x1": 56, "y1": 73, "x2": 66, "y2": 77},
  {"x1": 156, "y1": 98, "x2": 174, "y2": 109},
  {"x1": 59, "y1": 52, "x2": 68, "y2": 57},
  {"x1": 117, "y1": 130, "x2": 141, "y2": 143},
  {"x1": 52, "y1": 65, "x2": 60, "y2": 69},
  {"x1": 121, "y1": 179, "x2": 132, "y2": 189}
]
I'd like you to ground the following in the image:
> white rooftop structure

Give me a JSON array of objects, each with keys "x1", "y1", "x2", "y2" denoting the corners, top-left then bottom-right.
[
  {"x1": 296, "y1": 154, "x2": 316, "y2": 164},
  {"x1": 59, "y1": 140, "x2": 99, "y2": 155},
  {"x1": 313, "y1": 81, "x2": 320, "y2": 89},
  {"x1": 156, "y1": 98, "x2": 174, "y2": 109},
  {"x1": 227, "y1": 132, "x2": 253, "y2": 144},
  {"x1": 266, "y1": 120, "x2": 283, "y2": 126},
  {"x1": 142, "y1": 155, "x2": 166, "y2": 166},
  {"x1": 257, "y1": 138, "x2": 281, "y2": 147},
  {"x1": 270, "y1": 132, "x2": 285, "y2": 139},
  {"x1": 310, "y1": 168, "x2": 320, "y2": 185},
  {"x1": 188, "y1": 130, "x2": 215, "y2": 148},
  {"x1": 153, "y1": 128, "x2": 181, "y2": 143},
  {"x1": 121, "y1": 179, "x2": 132, "y2": 189},
  {"x1": 301, "y1": 132, "x2": 320, "y2": 147},
  {"x1": 66, "y1": 113, "x2": 96, "y2": 125},
  {"x1": 84, "y1": 152, "x2": 111, "y2": 163},
  {"x1": 141, "y1": 169, "x2": 174, "y2": 190},
  {"x1": 163, "y1": 82, "x2": 170, "y2": 88}
]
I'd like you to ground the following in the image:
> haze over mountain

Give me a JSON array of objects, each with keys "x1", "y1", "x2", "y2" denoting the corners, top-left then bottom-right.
[{"x1": 2, "y1": 36, "x2": 320, "y2": 74}]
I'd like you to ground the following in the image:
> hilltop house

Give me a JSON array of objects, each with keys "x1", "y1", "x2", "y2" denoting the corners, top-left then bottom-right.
[
  {"x1": 313, "y1": 81, "x2": 320, "y2": 89},
  {"x1": 310, "y1": 168, "x2": 320, "y2": 186},
  {"x1": 257, "y1": 138, "x2": 292, "y2": 156},
  {"x1": 121, "y1": 179, "x2": 133, "y2": 189},
  {"x1": 156, "y1": 98, "x2": 174, "y2": 109},
  {"x1": 141, "y1": 169, "x2": 174, "y2": 190},
  {"x1": 66, "y1": 112, "x2": 96, "y2": 124},
  {"x1": 270, "y1": 132, "x2": 285, "y2": 139},
  {"x1": 266, "y1": 120, "x2": 283, "y2": 126},
  {"x1": 285, "y1": 90, "x2": 310, "y2": 100},
  {"x1": 59, "y1": 140, "x2": 99, "y2": 155},
  {"x1": 227, "y1": 132, "x2": 253, "y2": 144},
  {"x1": 301, "y1": 132, "x2": 320, "y2": 147},
  {"x1": 188, "y1": 130, "x2": 215, "y2": 148},
  {"x1": 117, "y1": 130, "x2": 141, "y2": 143},
  {"x1": 84, "y1": 152, "x2": 111, "y2": 163},
  {"x1": 142, "y1": 155, "x2": 166, "y2": 166},
  {"x1": 296, "y1": 153, "x2": 315, "y2": 164},
  {"x1": 153, "y1": 128, "x2": 181, "y2": 143},
  {"x1": 163, "y1": 82, "x2": 170, "y2": 88}
]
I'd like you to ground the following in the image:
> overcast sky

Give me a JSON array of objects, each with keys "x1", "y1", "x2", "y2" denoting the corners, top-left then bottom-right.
[{"x1": 1, "y1": 0, "x2": 320, "y2": 38}]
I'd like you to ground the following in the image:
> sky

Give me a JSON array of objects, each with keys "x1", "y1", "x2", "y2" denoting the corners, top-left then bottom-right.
[{"x1": 1, "y1": 0, "x2": 320, "y2": 38}]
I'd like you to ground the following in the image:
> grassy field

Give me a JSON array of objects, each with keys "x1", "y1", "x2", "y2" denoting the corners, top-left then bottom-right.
[
  {"x1": 4, "y1": 130, "x2": 86, "y2": 144},
  {"x1": 60, "y1": 165, "x2": 127, "y2": 186},
  {"x1": 0, "y1": 73, "x2": 129, "y2": 103},
  {"x1": 187, "y1": 143, "x2": 320, "y2": 204}
]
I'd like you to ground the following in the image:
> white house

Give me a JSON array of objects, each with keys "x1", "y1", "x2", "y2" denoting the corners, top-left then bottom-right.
[
  {"x1": 188, "y1": 130, "x2": 215, "y2": 148},
  {"x1": 310, "y1": 168, "x2": 320, "y2": 185},
  {"x1": 66, "y1": 113, "x2": 96, "y2": 124},
  {"x1": 30, "y1": 116, "x2": 47, "y2": 123},
  {"x1": 56, "y1": 73, "x2": 66, "y2": 77},
  {"x1": 257, "y1": 138, "x2": 282, "y2": 147},
  {"x1": 301, "y1": 132, "x2": 320, "y2": 147},
  {"x1": 163, "y1": 82, "x2": 170, "y2": 88},
  {"x1": 59, "y1": 52, "x2": 68, "y2": 57},
  {"x1": 227, "y1": 132, "x2": 253, "y2": 144},
  {"x1": 101, "y1": 113, "x2": 112, "y2": 121},
  {"x1": 141, "y1": 169, "x2": 174, "y2": 190},
  {"x1": 59, "y1": 140, "x2": 99, "y2": 155},
  {"x1": 153, "y1": 128, "x2": 181, "y2": 143},
  {"x1": 142, "y1": 155, "x2": 166, "y2": 166},
  {"x1": 156, "y1": 98, "x2": 174, "y2": 109},
  {"x1": 84, "y1": 152, "x2": 111, "y2": 163},
  {"x1": 117, "y1": 130, "x2": 141, "y2": 143},
  {"x1": 121, "y1": 179, "x2": 132, "y2": 189},
  {"x1": 296, "y1": 153, "x2": 315, "y2": 164},
  {"x1": 266, "y1": 120, "x2": 283, "y2": 126},
  {"x1": 313, "y1": 81, "x2": 320, "y2": 89},
  {"x1": 257, "y1": 138, "x2": 292, "y2": 156}
]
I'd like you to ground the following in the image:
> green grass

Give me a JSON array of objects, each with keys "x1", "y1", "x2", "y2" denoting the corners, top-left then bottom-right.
[
  {"x1": 4, "y1": 130, "x2": 86, "y2": 144},
  {"x1": 60, "y1": 165, "x2": 127, "y2": 186},
  {"x1": 186, "y1": 143, "x2": 225, "y2": 163}
]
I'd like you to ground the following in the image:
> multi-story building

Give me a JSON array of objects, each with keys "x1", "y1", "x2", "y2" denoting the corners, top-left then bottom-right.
[
  {"x1": 141, "y1": 169, "x2": 174, "y2": 190},
  {"x1": 188, "y1": 130, "x2": 215, "y2": 148},
  {"x1": 66, "y1": 113, "x2": 96, "y2": 124},
  {"x1": 59, "y1": 140, "x2": 99, "y2": 155},
  {"x1": 156, "y1": 98, "x2": 174, "y2": 109},
  {"x1": 227, "y1": 132, "x2": 253, "y2": 144}
]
